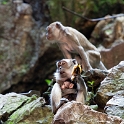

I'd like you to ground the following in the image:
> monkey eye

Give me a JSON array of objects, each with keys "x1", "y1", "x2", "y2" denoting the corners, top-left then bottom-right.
[{"x1": 57, "y1": 61, "x2": 66, "y2": 67}]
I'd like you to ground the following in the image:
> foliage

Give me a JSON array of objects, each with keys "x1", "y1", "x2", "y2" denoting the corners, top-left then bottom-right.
[
  {"x1": 46, "y1": 0, "x2": 124, "y2": 26},
  {"x1": 0, "y1": 0, "x2": 9, "y2": 4},
  {"x1": 45, "y1": 79, "x2": 52, "y2": 86},
  {"x1": 87, "y1": 80, "x2": 95, "y2": 93},
  {"x1": 44, "y1": 79, "x2": 53, "y2": 96},
  {"x1": 46, "y1": 0, "x2": 77, "y2": 26},
  {"x1": 83, "y1": 0, "x2": 124, "y2": 17},
  {"x1": 86, "y1": 81, "x2": 96, "y2": 106}
]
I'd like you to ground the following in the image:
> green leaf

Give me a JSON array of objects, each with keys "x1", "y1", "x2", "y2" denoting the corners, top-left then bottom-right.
[
  {"x1": 2, "y1": 1, "x2": 7, "y2": 4},
  {"x1": 45, "y1": 79, "x2": 52, "y2": 86}
]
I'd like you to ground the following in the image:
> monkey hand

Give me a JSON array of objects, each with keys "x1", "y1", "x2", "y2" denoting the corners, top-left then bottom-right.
[
  {"x1": 58, "y1": 98, "x2": 69, "y2": 107},
  {"x1": 71, "y1": 64, "x2": 83, "y2": 81}
]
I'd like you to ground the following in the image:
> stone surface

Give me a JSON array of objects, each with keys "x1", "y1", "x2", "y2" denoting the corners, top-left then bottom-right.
[
  {"x1": 0, "y1": 93, "x2": 53, "y2": 124},
  {"x1": 0, "y1": 1, "x2": 62, "y2": 94},
  {"x1": 100, "y1": 42, "x2": 124, "y2": 69},
  {"x1": 53, "y1": 101, "x2": 124, "y2": 124},
  {"x1": 95, "y1": 61, "x2": 124, "y2": 108},
  {"x1": 105, "y1": 93, "x2": 124, "y2": 119}
]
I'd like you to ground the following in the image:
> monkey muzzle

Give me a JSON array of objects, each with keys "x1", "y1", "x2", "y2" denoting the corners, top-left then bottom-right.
[
  {"x1": 60, "y1": 71, "x2": 65, "y2": 74},
  {"x1": 45, "y1": 32, "x2": 49, "y2": 40},
  {"x1": 45, "y1": 27, "x2": 51, "y2": 40},
  {"x1": 58, "y1": 69, "x2": 67, "y2": 77}
]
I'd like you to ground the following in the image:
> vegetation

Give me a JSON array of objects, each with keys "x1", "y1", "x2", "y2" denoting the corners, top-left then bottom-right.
[
  {"x1": 47, "y1": 0, "x2": 124, "y2": 26},
  {"x1": 87, "y1": 80, "x2": 95, "y2": 93},
  {"x1": 0, "y1": 0, "x2": 9, "y2": 4}
]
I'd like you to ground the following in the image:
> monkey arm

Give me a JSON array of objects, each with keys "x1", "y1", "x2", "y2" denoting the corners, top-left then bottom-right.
[
  {"x1": 77, "y1": 46, "x2": 92, "y2": 71},
  {"x1": 64, "y1": 31, "x2": 92, "y2": 71},
  {"x1": 75, "y1": 76, "x2": 87, "y2": 103},
  {"x1": 58, "y1": 43, "x2": 72, "y2": 59},
  {"x1": 86, "y1": 50, "x2": 107, "y2": 70},
  {"x1": 50, "y1": 83, "x2": 62, "y2": 114}
]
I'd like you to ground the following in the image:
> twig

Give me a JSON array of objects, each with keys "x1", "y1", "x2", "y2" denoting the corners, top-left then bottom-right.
[{"x1": 62, "y1": 6, "x2": 124, "y2": 22}]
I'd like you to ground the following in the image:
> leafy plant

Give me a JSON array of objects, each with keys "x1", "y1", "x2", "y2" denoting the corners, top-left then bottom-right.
[
  {"x1": 87, "y1": 80, "x2": 95, "y2": 93},
  {"x1": 86, "y1": 81, "x2": 97, "y2": 107},
  {"x1": 0, "y1": 0, "x2": 9, "y2": 4},
  {"x1": 44, "y1": 79, "x2": 53, "y2": 96},
  {"x1": 45, "y1": 79, "x2": 52, "y2": 86}
]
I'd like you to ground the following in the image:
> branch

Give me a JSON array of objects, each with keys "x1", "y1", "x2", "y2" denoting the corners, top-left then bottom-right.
[{"x1": 62, "y1": 6, "x2": 124, "y2": 22}]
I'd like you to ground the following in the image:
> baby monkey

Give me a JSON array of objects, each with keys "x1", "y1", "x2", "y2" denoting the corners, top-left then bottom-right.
[
  {"x1": 61, "y1": 79, "x2": 77, "y2": 101},
  {"x1": 50, "y1": 59, "x2": 87, "y2": 114},
  {"x1": 61, "y1": 80, "x2": 76, "y2": 90},
  {"x1": 46, "y1": 21, "x2": 107, "y2": 71}
]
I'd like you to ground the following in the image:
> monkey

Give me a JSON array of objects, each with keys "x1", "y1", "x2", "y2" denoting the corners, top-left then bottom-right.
[
  {"x1": 46, "y1": 21, "x2": 107, "y2": 72},
  {"x1": 61, "y1": 80, "x2": 77, "y2": 90},
  {"x1": 50, "y1": 59, "x2": 87, "y2": 114}
]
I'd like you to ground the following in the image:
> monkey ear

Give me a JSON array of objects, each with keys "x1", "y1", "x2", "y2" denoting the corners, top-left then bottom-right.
[
  {"x1": 72, "y1": 59, "x2": 77, "y2": 65},
  {"x1": 56, "y1": 22, "x2": 62, "y2": 29},
  {"x1": 69, "y1": 83, "x2": 74, "y2": 89},
  {"x1": 64, "y1": 29, "x2": 72, "y2": 35},
  {"x1": 56, "y1": 60, "x2": 60, "y2": 67}
]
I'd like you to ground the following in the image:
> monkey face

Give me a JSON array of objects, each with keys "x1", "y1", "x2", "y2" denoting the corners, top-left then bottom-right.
[
  {"x1": 46, "y1": 22, "x2": 61, "y2": 41},
  {"x1": 55, "y1": 59, "x2": 78, "y2": 79},
  {"x1": 46, "y1": 21, "x2": 64, "y2": 41},
  {"x1": 46, "y1": 26, "x2": 54, "y2": 40}
]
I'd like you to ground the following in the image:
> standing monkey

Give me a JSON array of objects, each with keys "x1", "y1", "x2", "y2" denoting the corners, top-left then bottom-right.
[
  {"x1": 46, "y1": 21, "x2": 107, "y2": 71},
  {"x1": 51, "y1": 59, "x2": 87, "y2": 114}
]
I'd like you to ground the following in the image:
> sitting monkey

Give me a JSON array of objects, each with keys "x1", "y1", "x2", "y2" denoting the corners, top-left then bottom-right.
[
  {"x1": 50, "y1": 59, "x2": 87, "y2": 114},
  {"x1": 46, "y1": 21, "x2": 107, "y2": 71}
]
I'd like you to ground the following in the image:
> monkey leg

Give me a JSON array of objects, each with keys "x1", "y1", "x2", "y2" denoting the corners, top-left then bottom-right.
[
  {"x1": 50, "y1": 83, "x2": 62, "y2": 114},
  {"x1": 97, "y1": 61, "x2": 107, "y2": 70},
  {"x1": 86, "y1": 50, "x2": 107, "y2": 70},
  {"x1": 76, "y1": 76, "x2": 87, "y2": 104},
  {"x1": 78, "y1": 47, "x2": 93, "y2": 71}
]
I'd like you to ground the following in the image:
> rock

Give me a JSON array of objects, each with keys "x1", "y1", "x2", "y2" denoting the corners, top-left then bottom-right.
[
  {"x1": 52, "y1": 101, "x2": 124, "y2": 124},
  {"x1": 0, "y1": 92, "x2": 124, "y2": 124},
  {"x1": 90, "y1": 16, "x2": 124, "y2": 48},
  {"x1": 90, "y1": 16, "x2": 124, "y2": 69},
  {"x1": 0, "y1": 93, "x2": 53, "y2": 123},
  {"x1": 95, "y1": 61, "x2": 124, "y2": 108},
  {"x1": 100, "y1": 42, "x2": 124, "y2": 69},
  {"x1": 83, "y1": 69, "x2": 108, "y2": 92},
  {"x1": 0, "y1": 1, "x2": 62, "y2": 94},
  {"x1": 105, "y1": 93, "x2": 124, "y2": 119},
  {"x1": 0, "y1": 1, "x2": 36, "y2": 93}
]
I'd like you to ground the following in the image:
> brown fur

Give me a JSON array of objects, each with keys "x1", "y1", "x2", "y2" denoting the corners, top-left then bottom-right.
[
  {"x1": 51, "y1": 59, "x2": 87, "y2": 114},
  {"x1": 46, "y1": 21, "x2": 107, "y2": 71}
]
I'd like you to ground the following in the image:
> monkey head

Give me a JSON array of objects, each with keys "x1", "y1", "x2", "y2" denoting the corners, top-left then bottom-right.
[
  {"x1": 54, "y1": 59, "x2": 78, "y2": 82},
  {"x1": 46, "y1": 21, "x2": 64, "y2": 41}
]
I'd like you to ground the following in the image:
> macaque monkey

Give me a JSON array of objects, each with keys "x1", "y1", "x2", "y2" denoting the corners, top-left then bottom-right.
[
  {"x1": 46, "y1": 21, "x2": 107, "y2": 71},
  {"x1": 50, "y1": 59, "x2": 87, "y2": 114},
  {"x1": 61, "y1": 80, "x2": 76, "y2": 90},
  {"x1": 60, "y1": 79, "x2": 77, "y2": 101}
]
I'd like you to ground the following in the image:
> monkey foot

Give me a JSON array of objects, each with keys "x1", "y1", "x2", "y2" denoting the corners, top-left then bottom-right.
[
  {"x1": 60, "y1": 98, "x2": 69, "y2": 102},
  {"x1": 58, "y1": 98, "x2": 69, "y2": 108},
  {"x1": 54, "y1": 98, "x2": 69, "y2": 114}
]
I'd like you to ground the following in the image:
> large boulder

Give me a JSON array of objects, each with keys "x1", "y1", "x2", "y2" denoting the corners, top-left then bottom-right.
[
  {"x1": 0, "y1": 92, "x2": 53, "y2": 123},
  {"x1": 52, "y1": 101, "x2": 124, "y2": 124},
  {"x1": 105, "y1": 93, "x2": 124, "y2": 119},
  {"x1": 95, "y1": 61, "x2": 124, "y2": 108}
]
